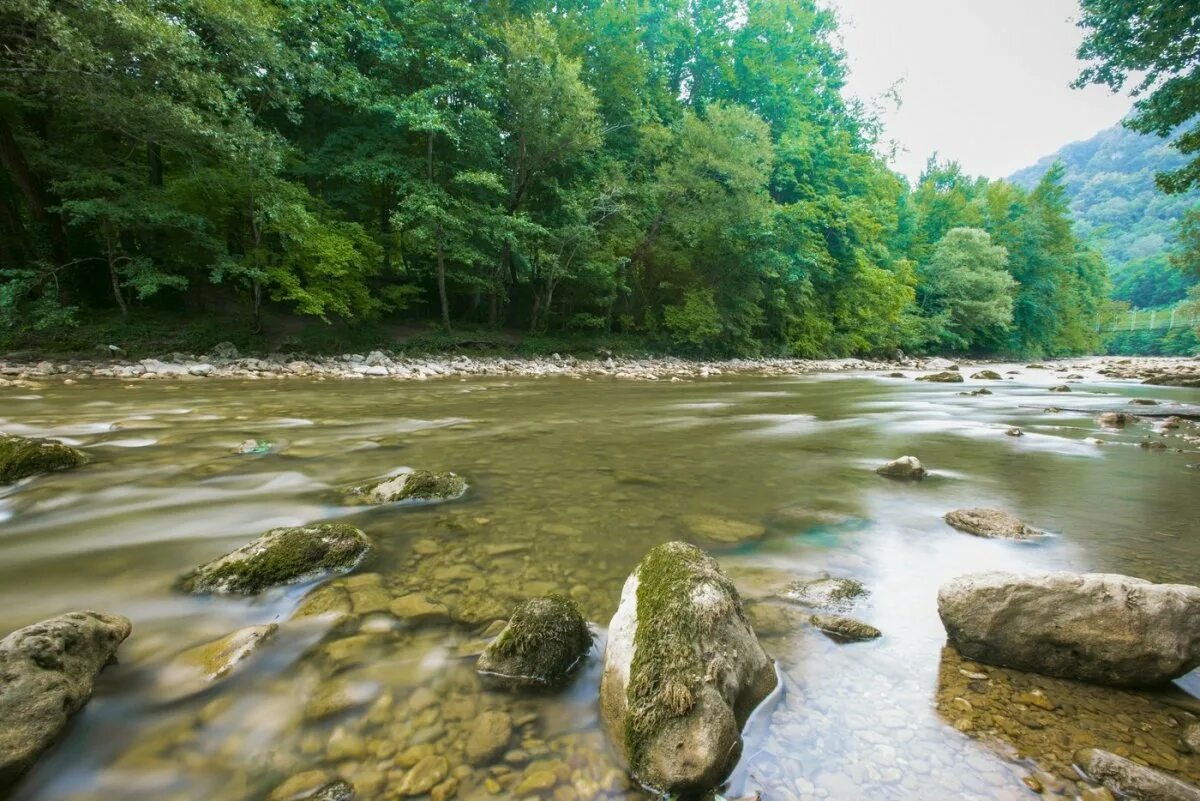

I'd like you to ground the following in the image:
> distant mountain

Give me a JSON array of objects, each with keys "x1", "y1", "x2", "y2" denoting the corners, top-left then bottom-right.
[{"x1": 1009, "y1": 123, "x2": 1198, "y2": 309}]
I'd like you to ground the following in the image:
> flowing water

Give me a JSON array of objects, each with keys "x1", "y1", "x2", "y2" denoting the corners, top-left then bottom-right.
[{"x1": 2, "y1": 364, "x2": 1199, "y2": 801}]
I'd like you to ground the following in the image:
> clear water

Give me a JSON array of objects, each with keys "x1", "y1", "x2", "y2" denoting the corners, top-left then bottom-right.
[{"x1": 2, "y1": 364, "x2": 1198, "y2": 800}]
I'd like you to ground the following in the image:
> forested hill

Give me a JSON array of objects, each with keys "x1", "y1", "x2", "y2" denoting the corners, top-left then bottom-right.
[{"x1": 1009, "y1": 123, "x2": 1199, "y2": 309}]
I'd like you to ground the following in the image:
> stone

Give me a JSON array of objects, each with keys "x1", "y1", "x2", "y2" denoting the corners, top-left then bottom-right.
[
  {"x1": 600, "y1": 542, "x2": 777, "y2": 796},
  {"x1": 171, "y1": 624, "x2": 277, "y2": 682},
  {"x1": 1182, "y1": 723, "x2": 1200, "y2": 754},
  {"x1": 943, "y1": 508, "x2": 1042, "y2": 540},
  {"x1": 211, "y1": 342, "x2": 240, "y2": 359},
  {"x1": 389, "y1": 593, "x2": 450, "y2": 625},
  {"x1": 1075, "y1": 748, "x2": 1200, "y2": 801},
  {"x1": 0, "y1": 433, "x2": 88, "y2": 484},
  {"x1": 1049, "y1": 384, "x2": 1072, "y2": 392},
  {"x1": 916, "y1": 371, "x2": 964, "y2": 383},
  {"x1": 970, "y1": 370, "x2": 1003, "y2": 380},
  {"x1": 398, "y1": 755, "x2": 449, "y2": 796},
  {"x1": 175, "y1": 523, "x2": 370, "y2": 595},
  {"x1": 476, "y1": 596, "x2": 592, "y2": 690},
  {"x1": 1006, "y1": 427, "x2": 1023, "y2": 437},
  {"x1": 781, "y1": 576, "x2": 868, "y2": 610},
  {"x1": 809, "y1": 614, "x2": 881, "y2": 642},
  {"x1": 938, "y1": 572, "x2": 1200, "y2": 687},
  {"x1": 465, "y1": 711, "x2": 513, "y2": 764},
  {"x1": 680, "y1": 515, "x2": 766, "y2": 543},
  {"x1": 349, "y1": 469, "x2": 466, "y2": 504},
  {"x1": 0, "y1": 611, "x2": 132, "y2": 785},
  {"x1": 1098, "y1": 412, "x2": 1136, "y2": 428},
  {"x1": 292, "y1": 585, "x2": 352, "y2": 619},
  {"x1": 234, "y1": 438, "x2": 272, "y2": 455},
  {"x1": 875, "y1": 455, "x2": 926, "y2": 480},
  {"x1": 269, "y1": 775, "x2": 355, "y2": 801}
]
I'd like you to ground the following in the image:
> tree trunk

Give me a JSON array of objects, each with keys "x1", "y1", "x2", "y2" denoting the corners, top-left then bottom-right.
[
  {"x1": 529, "y1": 292, "x2": 541, "y2": 333},
  {"x1": 0, "y1": 115, "x2": 68, "y2": 264},
  {"x1": 107, "y1": 247, "x2": 128, "y2": 319},
  {"x1": 435, "y1": 224, "x2": 451, "y2": 333}
]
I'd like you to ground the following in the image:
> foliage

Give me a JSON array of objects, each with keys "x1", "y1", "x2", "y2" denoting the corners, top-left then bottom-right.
[{"x1": 915, "y1": 228, "x2": 1015, "y2": 351}]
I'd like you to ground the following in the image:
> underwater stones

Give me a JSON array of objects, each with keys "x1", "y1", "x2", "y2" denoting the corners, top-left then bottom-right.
[
  {"x1": 970, "y1": 370, "x2": 1003, "y2": 380},
  {"x1": 782, "y1": 576, "x2": 869, "y2": 611},
  {"x1": 476, "y1": 595, "x2": 591, "y2": 690},
  {"x1": 389, "y1": 593, "x2": 450, "y2": 625},
  {"x1": 397, "y1": 754, "x2": 449, "y2": 796},
  {"x1": 680, "y1": 514, "x2": 766, "y2": 544},
  {"x1": 269, "y1": 773, "x2": 355, "y2": 801},
  {"x1": 172, "y1": 624, "x2": 277, "y2": 682},
  {"x1": 292, "y1": 584, "x2": 352, "y2": 620},
  {"x1": 916, "y1": 371, "x2": 964, "y2": 383},
  {"x1": 1098, "y1": 411, "x2": 1136, "y2": 428},
  {"x1": 0, "y1": 433, "x2": 88, "y2": 484},
  {"x1": 1074, "y1": 748, "x2": 1200, "y2": 801},
  {"x1": 0, "y1": 611, "x2": 132, "y2": 786},
  {"x1": 176, "y1": 523, "x2": 370, "y2": 595},
  {"x1": 465, "y1": 710, "x2": 513, "y2": 764},
  {"x1": 809, "y1": 614, "x2": 881, "y2": 642},
  {"x1": 349, "y1": 469, "x2": 466, "y2": 505},
  {"x1": 600, "y1": 542, "x2": 777, "y2": 795},
  {"x1": 875, "y1": 455, "x2": 927, "y2": 480},
  {"x1": 943, "y1": 508, "x2": 1042, "y2": 540},
  {"x1": 938, "y1": 572, "x2": 1200, "y2": 687}
]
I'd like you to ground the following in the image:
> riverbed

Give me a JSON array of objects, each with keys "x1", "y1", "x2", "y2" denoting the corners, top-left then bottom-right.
[{"x1": 2, "y1": 362, "x2": 1199, "y2": 800}]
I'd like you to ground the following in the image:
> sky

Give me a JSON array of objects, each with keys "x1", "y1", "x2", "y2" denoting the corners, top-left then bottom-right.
[{"x1": 825, "y1": 0, "x2": 1136, "y2": 182}]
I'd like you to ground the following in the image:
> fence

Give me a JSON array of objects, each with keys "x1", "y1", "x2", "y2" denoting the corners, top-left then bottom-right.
[{"x1": 1102, "y1": 305, "x2": 1200, "y2": 333}]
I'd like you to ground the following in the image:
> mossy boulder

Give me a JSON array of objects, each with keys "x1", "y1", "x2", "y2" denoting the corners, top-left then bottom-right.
[
  {"x1": 348, "y1": 469, "x2": 466, "y2": 505},
  {"x1": 970, "y1": 370, "x2": 1003, "y2": 380},
  {"x1": 0, "y1": 434, "x2": 88, "y2": 484},
  {"x1": 600, "y1": 542, "x2": 777, "y2": 795},
  {"x1": 176, "y1": 523, "x2": 371, "y2": 595},
  {"x1": 916, "y1": 371, "x2": 963, "y2": 383},
  {"x1": 476, "y1": 595, "x2": 591, "y2": 690}
]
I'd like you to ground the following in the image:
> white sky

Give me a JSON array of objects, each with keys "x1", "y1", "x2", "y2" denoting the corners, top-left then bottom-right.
[{"x1": 825, "y1": 0, "x2": 1136, "y2": 181}]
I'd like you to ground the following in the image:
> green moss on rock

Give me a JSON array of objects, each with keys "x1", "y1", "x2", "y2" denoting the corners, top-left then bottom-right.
[
  {"x1": 476, "y1": 595, "x2": 591, "y2": 689},
  {"x1": 349, "y1": 469, "x2": 467, "y2": 505},
  {"x1": 175, "y1": 523, "x2": 371, "y2": 595},
  {"x1": 916, "y1": 371, "x2": 964, "y2": 383},
  {"x1": 0, "y1": 434, "x2": 88, "y2": 484}
]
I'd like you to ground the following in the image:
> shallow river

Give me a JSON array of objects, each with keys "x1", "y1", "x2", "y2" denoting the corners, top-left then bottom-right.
[{"x1": 2, "y1": 364, "x2": 1199, "y2": 801}]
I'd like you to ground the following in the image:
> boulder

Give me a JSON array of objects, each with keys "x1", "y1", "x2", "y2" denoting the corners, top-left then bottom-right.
[
  {"x1": 916, "y1": 371, "x2": 964, "y2": 383},
  {"x1": 809, "y1": 614, "x2": 881, "y2": 642},
  {"x1": 0, "y1": 434, "x2": 88, "y2": 484},
  {"x1": 476, "y1": 595, "x2": 591, "y2": 690},
  {"x1": 211, "y1": 341, "x2": 240, "y2": 360},
  {"x1": 1005, "y1": 427, "x2": 1024, "y2": 437},
  {"x1": 464, "y1": 710, "x2": 513, "y2": 764},
  {"x1": 875, "y1": 455, "x2": 927, "y2": 480},
  {"x1": 1144, "y1": 374, "x2": 1200, "y2": 388},
  {"x1": 970, "y1": 370, "x2": 1003, "y2": 380},
  {"x1": 1049, "y1": 384, "x2": 1072, "y2": 392},
  {"x1": 349, "y1": 470, "x2": 466, "y2": 505},
  {"x1": 600, "y1": 542, "x2": 777, "y2": 795},
  {"x1": 943, "y1": 508, "x2": 1042, "y2": 540},
  {"x1": 1074, "y1": 748, "x2": 1200, "y2": 801},
  {"x1": 0, "y1": 611, "x2": 132, "y2": 786},
  {"x1": 1097, "y1": 412, "x2": 1136, "y2": 428},
  {"x1": 781, "y1": 576, "x2": 868, "y2": 610},
  {"x1": 938, "y1": 572, "x2": 1200, "y2": 687},
  {"x1": 176, "y1": 523, "x2": 371, "y2": 595}
]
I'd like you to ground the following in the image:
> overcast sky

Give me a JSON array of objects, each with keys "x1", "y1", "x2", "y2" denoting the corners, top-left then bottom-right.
[{"x1": 825, "y1": 0, "x2": 1135, "y2": 182}]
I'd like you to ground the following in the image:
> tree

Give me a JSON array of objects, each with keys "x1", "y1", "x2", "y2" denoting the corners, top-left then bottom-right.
[{"x1": 917, "y1": 228, "x2": 1015, "y2": 350}]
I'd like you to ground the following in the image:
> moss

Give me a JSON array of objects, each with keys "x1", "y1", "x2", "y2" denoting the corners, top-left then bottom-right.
[
  {"x1": 970, "y1": 370, "x2": 1003, "y2": 380},
  {"x1": 0, "y1": 434, "x2": 88, "y2": 484},
  {"x1": 176, "y1": 523, "x2": 370, "y2": 595},
  {"x1": 916, "y1": 371, "x2": 964, "y2": 383},
  {"x1": 352, "y1": 469, "x2": 467, "y2": 504},
  {"x1": 479, "y1": 595, "x2": 591, "y2": 688},
  {"x1": 784, "y1": 576, "x2": 868, "y2": 609},
  {"x1": 623, "y1": 542, "x2": 743, "y2": 775}
]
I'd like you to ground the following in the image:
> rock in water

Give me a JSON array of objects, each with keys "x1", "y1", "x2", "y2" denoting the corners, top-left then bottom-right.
[
  {"x1": 176, "y1": 523, "x2": 371, "y2": 595},
  {"x1": 171, "y1": 624, "x2": 278, "y2": 682},
  {"x1": 938, "y1": 572, "x2": 1200, "y2": 687},
  {"x1": 943, "y1": 508, "x2": 1042, "y2": 540},
  {"x1": 1075, "y1": 748, "x2": 1200, "y2": 801},
  {"x1": 809, "y1": 614, "x2": 881, "y2": 642},
  {"x1": 782, "y1": 576, "x2": 869, "y2": 610},
  {"x1": 1049, "y1": 384, "x2": 1072, "y2": 392},
  {"x1": 476, "y1": 596, "x2": 591, "y2": 689},
  {"x1": 0, "y1": 434, "x2": 88, "y2": 484},
  {"x1": 349, "y1": 470, "x2": 466, "y2": 504},
  {"x1": 916, "y1": 371, "x2": 964, "y2": 383},
  {"x1": 0, "y1": 611, "x2": 131, "y2": 785},
  {"x1": 1097, "y1": 412, "x2": 1136, "y2": 428},
  {"x1": 970, "y1": 370, "x2": 1003, "y2": 380},
  {"x1": 875, "y1": 455, "x2": 927, "y2": 480},
  {"x1": 600, "y1": 542, "x2": 777, "y2": 795}
]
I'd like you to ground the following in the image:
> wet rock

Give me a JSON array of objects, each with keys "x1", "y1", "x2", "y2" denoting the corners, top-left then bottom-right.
[
  {"x1": 292, "y1": 584, "x2": 352, "y2": 619},
  {"x1": 1006, "y1": 427, "x2": 1024, "y2": 437},
  {"x1": 0, "y1": 433, "x2": 88, "y2": 484},
  {"x1": 172, "y1": 624, "x2": 277, "y2": 682},
  {"x1": 1141, "y1": 439, "x2": 1168, "y2": 450},
  {"x1": 234, "y1": 438, "x2": 272, "y2": 455},
  {"x1": 1074, "y1": 747, "x2": 1200, "y2": 801},
  {"x1": 1098, "y1": 412, "x2": 1136, "y2": 428},
  {"x1": 476, "y1": 596, "x2": 591, "y2": 690},
  {"x1": 175, "y1": 523, "x2": 371, "y2": 595},
  {"x1": 681, "y1": 514, "x2": 766, "y2": 544},
  {"x1": 809, "y1": 614, "x2": 881, "y2": 642},
  {"x1": 1131, "y1": 398, "x2": 1161, "y2": 405},
  {"x1": 349, "y1": 469, "x2": 466, "y2": 504},
  {"x1": 600, "y1": 542, "x2": 777, "y2": 795},
  {"x1": 269, "y1": 773, "x2": 355, "y2": 801},
  {"x1": 916, "y1": 371, "x2": 964, "y2": 383},
  {"x1": 782, "y1": 576, "x2": 868, "y2": 610},
  {"x1": 465, "y1": 710, "x2": 513, "y2": 764},
  {"x1": 0, "y1": 611, "x2": 132, "y2": 786},
  {"x1": 960, "y1": 388, "x2": 992, "y2": 396},
  {"x1": 943, "y1": 508, "x2": 1042, "y2": 540},
  {"x1": 971, "y1": 370, "x2": 1003, "y2": 380},
  {"x1": 875, "y1": 455, "x2": 926, "y2": 480},
  {"x1": 938, "y1": 572, "x2": 1200, "y2": 687},
  {"x1": 1183, "y1": 723, "x2": 1200, "y2": 754},
  {"x1": 389, "y1": 593, "x2": 450, "y2": 625},
  {"x1": 1049, "y1": 384, "x2": 1072, "y2": 392},
  {"x1": 397, "y1": 754, "x2": 449, "y2": 796},
  {"x1": 1144, "y1": 374, "x2": 1200, "y2": 388}
]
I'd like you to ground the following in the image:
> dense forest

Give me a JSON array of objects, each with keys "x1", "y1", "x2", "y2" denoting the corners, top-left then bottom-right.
[
  {"x1": 1010, "y1": 123, "x2": 1199, "y2": 310},
  {"x1": 1, "y1": 0, "x2": 1113, "y2": 357}
]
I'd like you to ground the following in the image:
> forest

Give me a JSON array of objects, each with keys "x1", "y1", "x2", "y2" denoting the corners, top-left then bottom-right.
[{"x1": 0, "y1": 0, "x2": 1117, "y2": 357}]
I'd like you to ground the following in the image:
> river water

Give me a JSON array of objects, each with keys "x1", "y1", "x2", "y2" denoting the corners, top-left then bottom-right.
[{"x1": 2, "y1": 364, "x2": 1198, "y2": 800}]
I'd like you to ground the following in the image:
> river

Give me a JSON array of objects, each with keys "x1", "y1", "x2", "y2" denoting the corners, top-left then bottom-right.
[{"x1": 2, "y1": 363, "x2": 1198, "y2": 800}]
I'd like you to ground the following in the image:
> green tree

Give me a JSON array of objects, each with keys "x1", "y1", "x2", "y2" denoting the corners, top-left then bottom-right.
[{"x1": 917, "y1": 228, "x2": 1015, "y2": 350}]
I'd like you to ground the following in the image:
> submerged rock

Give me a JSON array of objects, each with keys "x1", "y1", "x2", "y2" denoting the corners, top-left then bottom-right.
[
  {"x1": 476, "y1": 595, "x2": 591, "y2": 690},
  {"x1": 970, "y1": 370, "x2": 1003, "y2": 380},
  {"x1": 600, "y1": 542, "x2": 777, "y2": 795},
  {"x1": 681, "y1": 514, "x2": 766, "y2": 544},
  {"x1": 809, "y1": 614, "x2": 881, "y2": 642},
  {"x1": 0, "y1": 433, "x2": 88, "y2": 484},
  {"x1": 176, "y1": 523, "x2": 371, "y2": 595},
  {"x1": 916, "y1": 371, "x2": 964, "y2": 383},
  {"x1": 349, "y1": 469, "x2": 466, "y2": 505},
  {"x1": 782, "y1": 576, "x2": 869, "y2": 610},
  {"x1": 938, "y1": 572, "x2": 1200, "y2": 687},
  {"x1": 943, "y1": 508, "x2": 1042, "y2": 540},
  {"x1": 1075, "y1": 748, "x2": 1200, "y2": 801},
  {"x1": 1097, "y1": 412, "x2": 1135, "y2": 428},
  {"x1": 171, "y1": 624, "x2": 278, "y2": 682},
  {"x1": 0, "y1": 611, "x2": 132, "y2": 786},
  {"x1": 269, "y1": 773, "x2": 355, "y2": 801},
  {"x1": 875, "y1": 455, "x2": 927, "y2": 480},
  {"x1": 465, "y1": 710, "x2": 513, "y2": 764}
]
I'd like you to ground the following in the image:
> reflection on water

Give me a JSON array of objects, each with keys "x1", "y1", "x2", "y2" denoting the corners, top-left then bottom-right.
[{"x1": 2, "y1": 364, "x2": 1199, "y2": 800}]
